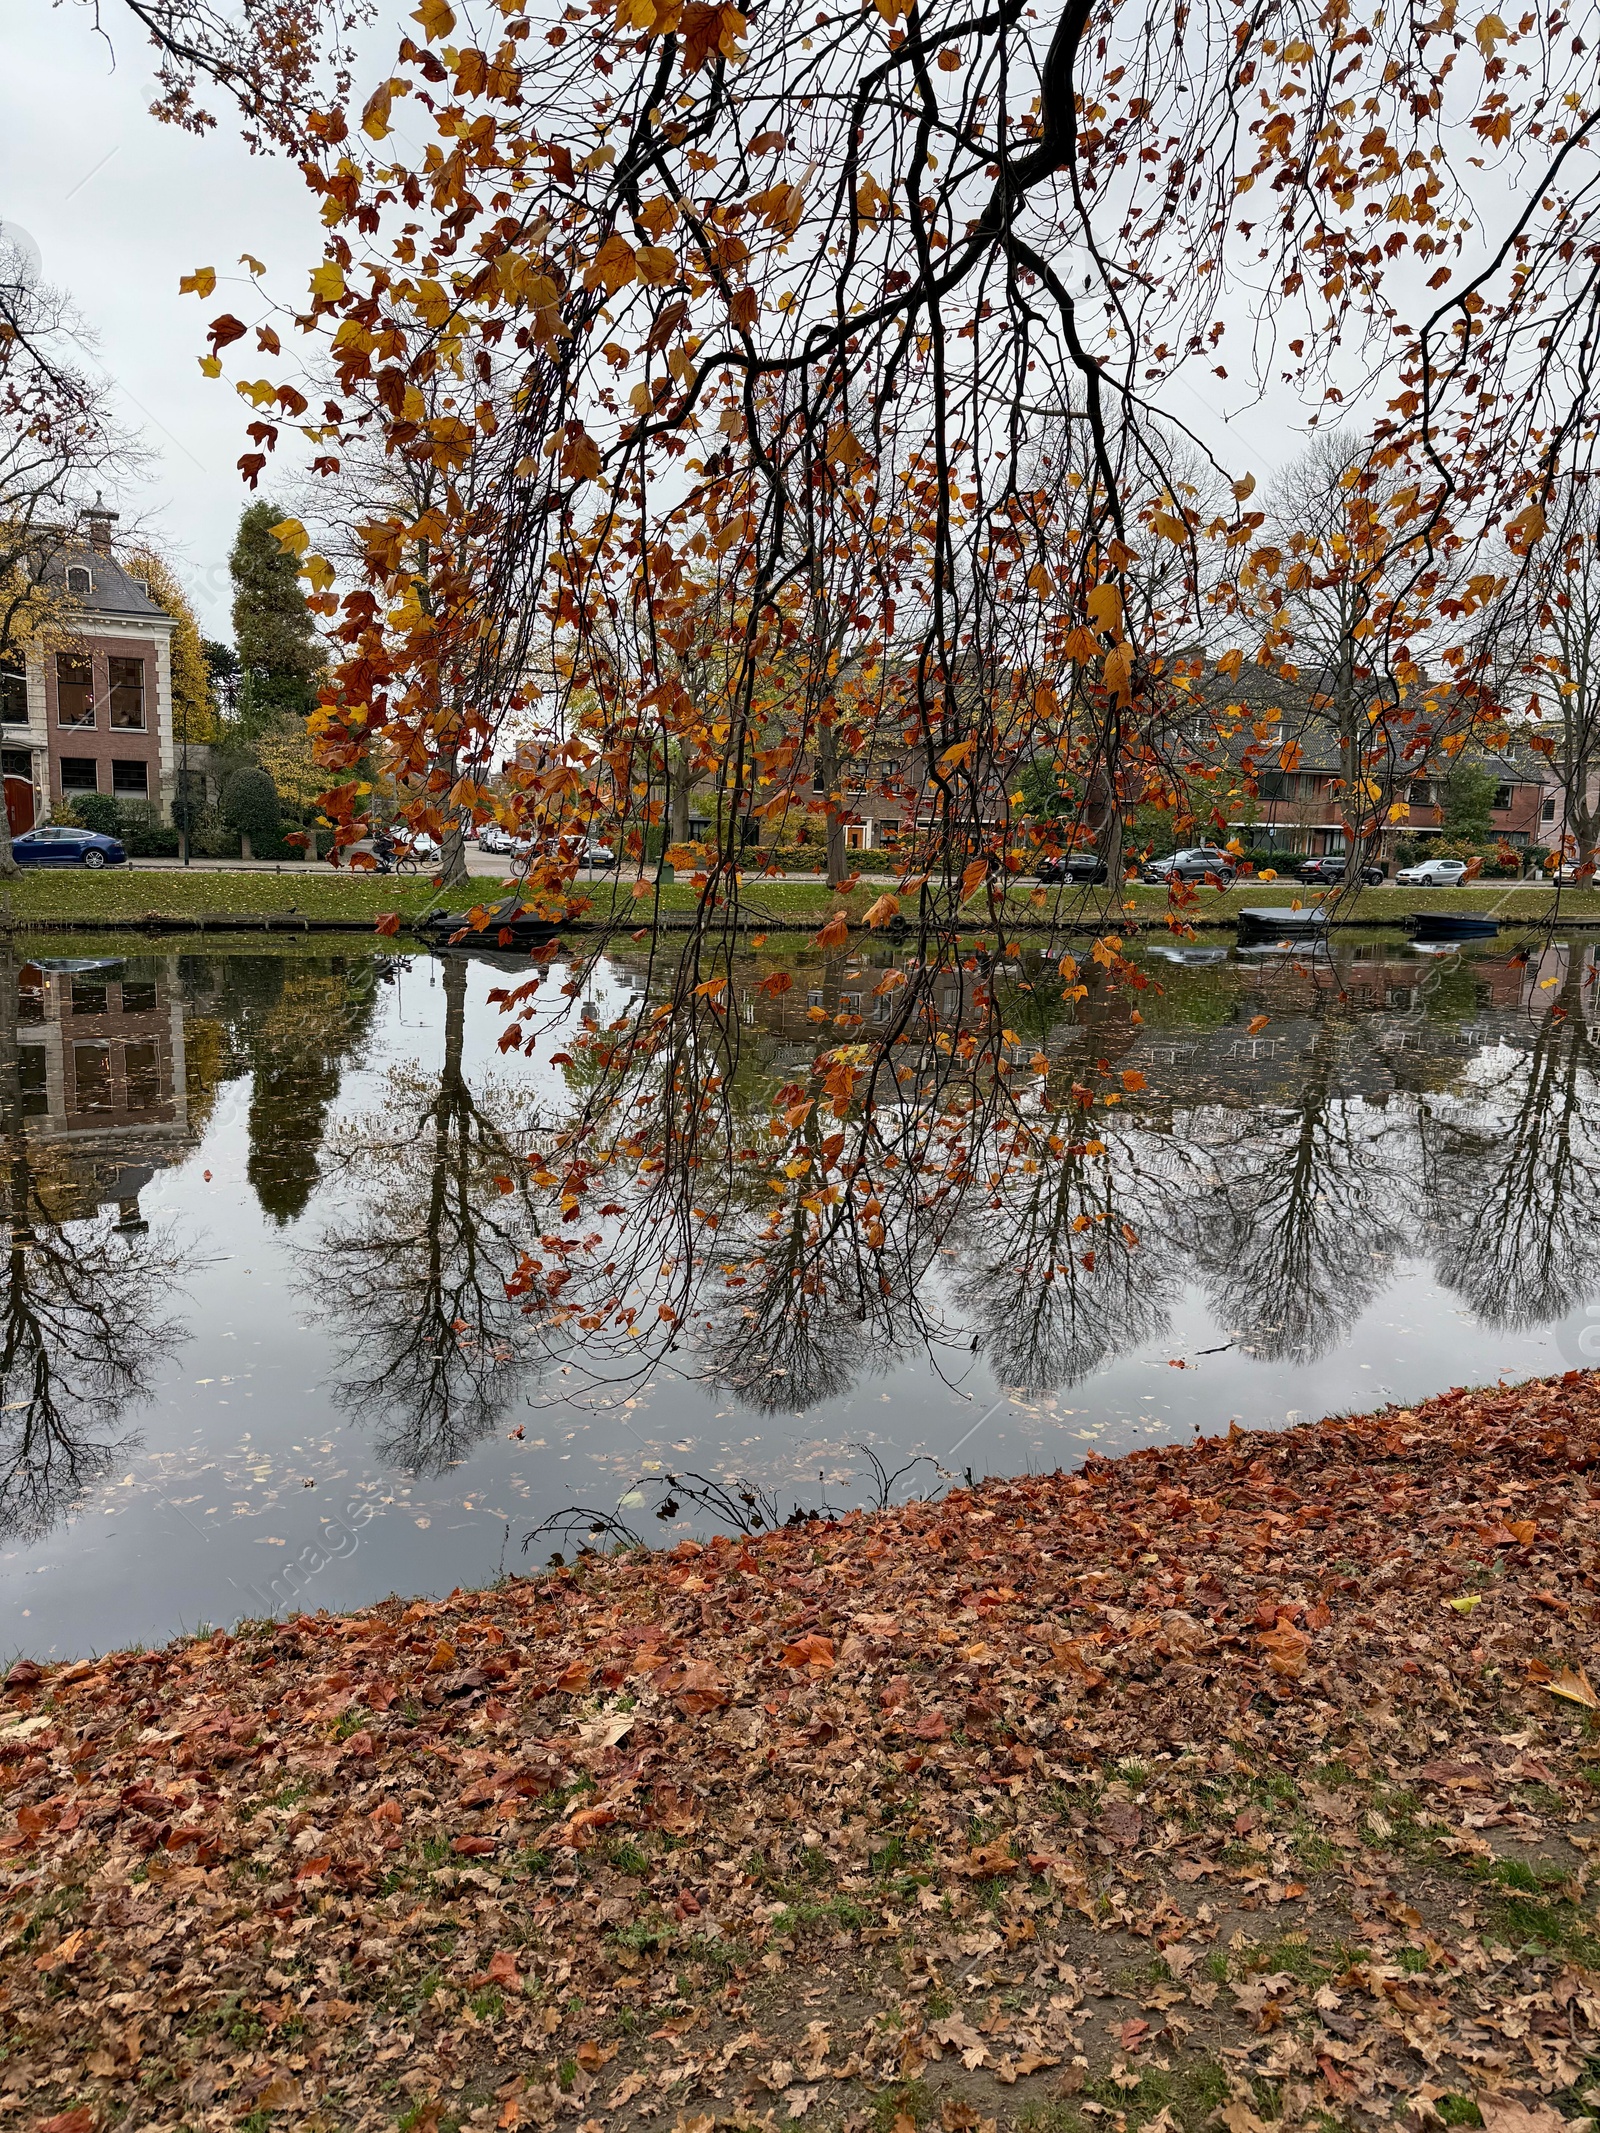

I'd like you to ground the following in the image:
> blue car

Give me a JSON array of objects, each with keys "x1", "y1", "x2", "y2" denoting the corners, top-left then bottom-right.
[{"x1": 11, "y1": 826, "x2": 127, "y2": 869}]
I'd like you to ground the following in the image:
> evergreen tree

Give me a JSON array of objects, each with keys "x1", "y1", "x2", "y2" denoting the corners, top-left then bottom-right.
[
  {"x1": 203, "y1": 640, "x2": 242, "y2": 721},
  {"x1": 1442, "y1": 759, "x2": 1498, "y2": 843},
  {"x1": 229, "y1": 500, "x2": 323, "y2": 725}
]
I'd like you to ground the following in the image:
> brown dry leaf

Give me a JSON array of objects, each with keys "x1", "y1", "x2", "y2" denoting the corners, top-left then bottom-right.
[
  {"x1": 424, "y1": 1638, "x2": 458, "y2": 1674},
  {"x1": 1480, "y1": 2106, "x2": 1573, "y2": 2133},
  {"x1": 1546, "y1": 1666, "x2": 1599, "y2": 1710}
]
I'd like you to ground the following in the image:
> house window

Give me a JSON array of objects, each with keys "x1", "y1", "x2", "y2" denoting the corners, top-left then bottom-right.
[
  {"x1": 72, "y1": 1042, "x2": 113, "y2": 1112},
  {"x1": 125, "y1": 1040, "x2": 162, "y2": 1112},
  {"x1": 65, "y1": 566, "x2": 92, "y2": 597},
  {"x1": 112, "y1": 758, "x2": 148, "y2": 797},
  {"x1": 17, "y1": 1048, "x2": 46, "y2": 1118},
  {"x1": 121, "y1": 979, "x2": 157, "y2": 1014},
  {"x1": 59, "y1": 757, "x2": 98, "y2": 793},
  {"x1": 55, "y1": 655, "x2": 95, "y2": 726},
  {"x1": 71, "y1": 978, "x2": 109, "y2": 1018},
  {"x1": 109, "y1": 657, "x2": 145, "y2": 730},
  {"x1": 0, "y1": 659, "x2": 25, "y2": 724},
  {"x1": 1543, "y1": 796, "x2": 1558, "y2": 821},
  {"x1": 1493, "y1": 784, "x2": 1513, "y2": 811}
]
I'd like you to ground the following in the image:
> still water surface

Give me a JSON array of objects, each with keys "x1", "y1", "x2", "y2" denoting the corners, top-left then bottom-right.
[{"x1": 1, "y1": 929, "x2": 1595, "y2": 1656}]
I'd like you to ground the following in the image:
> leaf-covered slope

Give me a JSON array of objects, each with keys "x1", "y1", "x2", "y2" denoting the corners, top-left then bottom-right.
[{"x1": 5, "y1": 1372, "x2": 1600, "y2": 2133}]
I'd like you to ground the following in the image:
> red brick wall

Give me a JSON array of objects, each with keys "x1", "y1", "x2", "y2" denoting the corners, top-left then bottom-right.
[{"x1": 44, "y1": 634, "x2": 162, "y2": 804}]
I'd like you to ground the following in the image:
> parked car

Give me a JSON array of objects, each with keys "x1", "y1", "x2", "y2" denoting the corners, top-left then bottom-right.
[
  {"x1": 1142, "y1": 845, "x2": 1237, "y2": 885},
  {"x1": 1297, "y1": 855, "x2": 1387, "y2": 886},
  {"x1": 477, "y1": 823, "x2": 516, "y2": 855},
  {"x1": 1034, "y1": 851, "x2": 1108, "y2": 885},
  {"x1": 1395, "y1": 856, "x2": 1469, "y2": 886},
  {"x1": 12, "y1": 825, "x2": 127, "y2": 869}
]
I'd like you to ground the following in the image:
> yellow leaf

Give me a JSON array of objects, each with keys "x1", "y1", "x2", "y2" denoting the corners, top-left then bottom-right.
[
  {"x1": 302, "y1": 555, "x2": 336, "y2": 594},
  {"x1": 1232, "y1": 473, "x2": 1256, "y2": 502},
  {"x1": 1445, "y1": 1594, "x2": 1481, "y2": 1616},
  {"x1": 1475, "y1": 11, "x2": 1507, "y2": 52},
  {"x1": 412, "y1": 0, "x2": 456, "y2": 35},
  {"x1": 1086, "y1": 583, "x2": 1122, "y2": 635},
  {"x1": 198, "y1": 355, "x2": 222, "y2": 379},
  {"x1": 270, "y1": 517, "x2": 310, "y2": 558},
  {"x1": 179, "y1": 266, "x2": 217, "y2": 299},
  {"x1": 585, "y1": 233, "x2": 638, "y2": 294},
  {"x1": 938, "y1": 737, "x2": 974, "y2": 772},
  {"x1": 309, "y1": 261, "x2": 346, "y2": 302},
  {"x1": 634, "y1": 245, "x2": 676, "y2": 286},
  {"x1": 1547, "y1": 1665, "x2": 1599, "y2": 1710},
  {"x1": 863, "y1": 893, "x2": 900, "y2": 928},
  {"x1": 1151, "y1": 510, "x2": 1188, "y2": 543},
  {"x1": 361, "y1": 81, "x2": 395, "y2": 138}
]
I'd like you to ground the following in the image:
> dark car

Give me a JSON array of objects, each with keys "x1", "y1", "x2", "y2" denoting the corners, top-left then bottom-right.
[
  {"x1": 1297, "y1": 854, "x2": 1386, "y2": 886},
  {"x1": 1142, "y1": 845, "x2": 1237, "y2": 885},
  {"x1": 12, "y1": 826, "x2": 127, "y2": 870},
  {"x1": 1034, "y1": 851, "x2": 1108, "y2": 885}
]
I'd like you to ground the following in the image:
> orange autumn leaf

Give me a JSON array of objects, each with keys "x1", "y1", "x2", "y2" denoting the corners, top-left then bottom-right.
[{"x1": 780, "y1": 1632, "x2": 834, "y2": 1670}]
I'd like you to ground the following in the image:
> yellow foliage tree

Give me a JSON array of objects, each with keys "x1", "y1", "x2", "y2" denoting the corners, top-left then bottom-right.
[{"x1": 127, "y1": 545, "x2": 217, "y2": 749}]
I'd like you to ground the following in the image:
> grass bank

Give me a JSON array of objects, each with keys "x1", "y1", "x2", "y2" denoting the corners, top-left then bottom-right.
[
  {"x1": 5, "y1": 1370, "x2": 1600, "y2": 2133},
  {"x1": 5, "y1": 865, "x2": 1600, "y2": 934}
]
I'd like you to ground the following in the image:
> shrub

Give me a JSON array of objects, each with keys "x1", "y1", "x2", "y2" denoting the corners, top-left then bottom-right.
[
  {"x1": 70, "y1": 793, "x2": 123, "y2": 840},
  {"x1": 220, "y1": 767, "x2": 281, "y2": 845}
]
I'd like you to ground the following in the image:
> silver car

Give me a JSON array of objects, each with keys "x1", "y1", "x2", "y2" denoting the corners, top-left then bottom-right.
[{"x1": 1395, "y1": 857, "x2": 1468, "y2": 886}]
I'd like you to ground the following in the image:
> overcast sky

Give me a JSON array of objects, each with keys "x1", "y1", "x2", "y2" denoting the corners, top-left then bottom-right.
[
  {"x1": 2, "y1": 4, "x2": 330, "y2": 644},
  {"x1": 3, "y1": 0, "x2": 1415, "y2": 652}
]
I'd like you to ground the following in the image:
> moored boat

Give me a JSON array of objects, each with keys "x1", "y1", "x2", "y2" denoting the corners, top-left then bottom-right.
[
  {"x1": 414, "y1": 898, "x2": 562, "y2": 952},
  {"x1": 1407, "y1": 911, "x2": 1499, "y2": 941},
  {"x1": 1235, "y1": 905, "x2": 1329, "y2": 941}
]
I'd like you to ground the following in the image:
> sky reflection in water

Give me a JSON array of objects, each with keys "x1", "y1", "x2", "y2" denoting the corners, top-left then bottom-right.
[{"x1": 0, "y1": 928, "x2": 1595, "y2": 1656}]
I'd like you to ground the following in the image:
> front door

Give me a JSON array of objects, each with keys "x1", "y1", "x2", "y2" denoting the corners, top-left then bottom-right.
[{"x1": 2, "y1": 751, "x2": 33, "y2": 837}]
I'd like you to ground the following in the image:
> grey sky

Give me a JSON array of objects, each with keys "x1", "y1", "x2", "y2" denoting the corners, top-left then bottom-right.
[{"x1": 3, "y1": 3, "x2": 327, "y2": 642}]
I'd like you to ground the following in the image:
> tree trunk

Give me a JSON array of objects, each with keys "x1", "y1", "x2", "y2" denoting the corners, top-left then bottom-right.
[
  {"x1": 669, "y1": 749, "x2": 691, "y2": 848},
  {"x1": 817, "y1": 726, "x2": 847, "y2": 887},
  {"x1": 0, "y1": 811, "x2": 18, "y2": 880},
  {"x1": 439, "y1": 813, "x2": 469, "y2": 887},
  {"x1": 240, "y1": 832, "x2": 254, "y2": 862}
]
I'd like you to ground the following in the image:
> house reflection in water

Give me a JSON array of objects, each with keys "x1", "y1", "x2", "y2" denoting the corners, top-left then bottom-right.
[{"x1": 15, "y1": 958, "x2": 191, "y2": 1227}]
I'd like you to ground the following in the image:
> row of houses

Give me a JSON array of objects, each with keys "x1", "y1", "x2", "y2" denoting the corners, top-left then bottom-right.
[
  {"x1": 5, "y1": 506, "x2": 1594, "y2": 861},
  {"x1": 824, "y1": 736, "x2": 1573, "y2": 859}
]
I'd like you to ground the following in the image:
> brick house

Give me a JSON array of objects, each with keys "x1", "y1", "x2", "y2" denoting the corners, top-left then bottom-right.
[{"x1": 0, "y1": 505, "x2": 176, "y2": 834}]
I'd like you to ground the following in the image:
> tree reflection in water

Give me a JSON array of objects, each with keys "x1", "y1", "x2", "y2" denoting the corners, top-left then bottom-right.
[
  {"x1": 1188, "y1": 1013, "x2": 1409, "y2": 1366},
  {"x1": 301, "y1": 956, "x2": 557, "y2": 1474},
  {"x1": 0, "y1": 944, "x2": 189, "y2": 1543},
  {"x1": 293, "y1": 935, "x2": 1599, "y2": 1468},
  {"x1": 1424, "y1": 949, "x2": 1600, "y2": 1330}
]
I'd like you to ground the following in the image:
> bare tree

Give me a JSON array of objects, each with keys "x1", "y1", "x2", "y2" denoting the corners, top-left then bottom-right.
[{"x1": 0, "y1": 236, "x2": 139, "y2": 875}]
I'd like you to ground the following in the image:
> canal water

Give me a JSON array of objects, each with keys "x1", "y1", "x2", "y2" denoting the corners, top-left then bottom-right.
[{"x1": 1, "y1": 929, "x2": 1595, "y2": 1657}]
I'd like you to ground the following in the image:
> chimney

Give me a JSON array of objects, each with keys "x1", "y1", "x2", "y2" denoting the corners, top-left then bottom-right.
[{"x1": 83, "y1": 497, "x2": 117, "y2": 557}]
